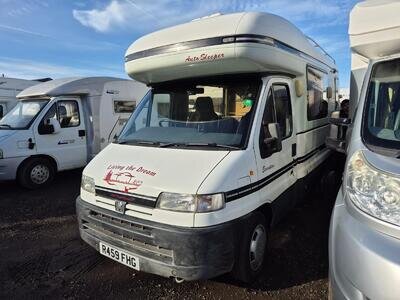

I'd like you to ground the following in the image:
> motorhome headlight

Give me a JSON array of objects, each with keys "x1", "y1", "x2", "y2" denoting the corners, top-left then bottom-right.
[
  {"x1": 81, "y1": 175, "x2": 95, "y2": 194},
  {"x1": 157, "y1": 192, "x2": 225, "y2": 213},
  {"x1": 346, "y1": 151, "x2": 400, "y2": 226},
  {"x1": 0, "y1": 149, "x2": 3, "y2": 159}
]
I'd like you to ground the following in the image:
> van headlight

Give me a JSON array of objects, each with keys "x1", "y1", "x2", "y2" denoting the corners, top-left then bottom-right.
[
  {"x1": 157, "y1": 192, "x2": 225, "y2": 213},
  {"x1": 346, "y1": 151, "x2": 400, "y2": 226},
  {"x1": 81, "y1": 175, "x2": 95, "y2": 194}
]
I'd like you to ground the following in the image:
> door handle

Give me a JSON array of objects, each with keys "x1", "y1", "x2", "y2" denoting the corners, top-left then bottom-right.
[{"x1": 78, "y1": 130, "x2": 86, "y2": 137}]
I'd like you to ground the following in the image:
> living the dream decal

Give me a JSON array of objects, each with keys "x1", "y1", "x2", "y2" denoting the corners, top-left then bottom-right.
[{"x1": 103, "y1": 164, "x2": 157, "y2": 193}]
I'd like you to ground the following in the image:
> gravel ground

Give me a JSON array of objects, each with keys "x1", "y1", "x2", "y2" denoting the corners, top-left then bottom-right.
[{"x1": 0, "y1": 158, "x2": 342, "y2": 300}]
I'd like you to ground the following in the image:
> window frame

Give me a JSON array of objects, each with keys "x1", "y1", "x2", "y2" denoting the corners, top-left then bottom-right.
[
  {"x1": 271, "y1": 83, "x2": 293, "y2": 140},
  {"x1": 306, "y1": 65, "x2": 330, "y2": 121},
  {"x1": 57, "y1": 100, "x2": 81, "y2": 128},
  {"x1": 113, "y1": 100, "x2": 137, "y2": 114}
]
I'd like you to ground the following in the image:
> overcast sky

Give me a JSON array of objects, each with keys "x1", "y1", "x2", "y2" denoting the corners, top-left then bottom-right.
[{"x1": 0, "y1": 0, "x2": 359, "y2": 88}]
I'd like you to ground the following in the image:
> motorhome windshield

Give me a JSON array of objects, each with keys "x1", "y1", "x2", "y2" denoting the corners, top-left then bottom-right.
[
  {"x1": 118, "y1": 77, "x2": 261, "y2": 149},
  {"x1": 0, "y1": 99, "x2": 48, "y2": 130},
  {"x1": 363, "y1": 58, "x2": 400, "y2": 154}
]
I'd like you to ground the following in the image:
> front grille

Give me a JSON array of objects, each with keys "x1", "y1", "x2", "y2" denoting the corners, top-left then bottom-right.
[
  {"x1": 95, "y1": 187, "x2": 157, "y2": 208},
  {"x1": 81, "y1": 208, "x2": 173, "y2": 264}
]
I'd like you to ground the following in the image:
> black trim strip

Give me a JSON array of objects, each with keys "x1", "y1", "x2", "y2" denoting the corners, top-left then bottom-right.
[
  {"x1": 95, "y1": 187, "x2": 157, "y2": 208},
  {"x1": 296, "y1": 123, "x2": 329, "y2": 135},
  {"x1": 125, "y1": 34, "x2": 335, "y2": 70},
  {"x1": 225, "y1": 145, "x2": 327, "y2": 202}
]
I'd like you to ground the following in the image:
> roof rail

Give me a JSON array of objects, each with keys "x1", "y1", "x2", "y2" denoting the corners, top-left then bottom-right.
[{"x1": 306, "y1": 36, "x2": 336, "y2": 64}]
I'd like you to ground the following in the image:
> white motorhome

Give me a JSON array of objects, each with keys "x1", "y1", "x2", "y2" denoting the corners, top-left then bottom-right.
[
  {"x1": 0, "y1": 77, "x2": 43, "y2": 119},
  {"x1": 0, "y1": 77, "x2": 149, "y2": 188},
  {"x1": 77, "y1": 12, "x2": 338, "y2": 282},
  {"x1": 328, "y1": 1, "x2": 400, "y2": 299}
]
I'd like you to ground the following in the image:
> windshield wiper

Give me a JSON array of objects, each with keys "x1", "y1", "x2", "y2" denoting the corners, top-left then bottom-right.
[
  {"x1": 118, "y1": 140, "x2": 160, "y2": 146},
  {"x1": 0, "y1": 124, "x2": 12, "y2": 129},
  {"x1": 160, "y1": 142, "x2": 240, "y2": 150}
]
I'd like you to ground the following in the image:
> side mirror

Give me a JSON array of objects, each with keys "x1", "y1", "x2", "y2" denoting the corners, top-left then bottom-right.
[
  {"x1": 326, "y1": 86, "x2": 333, "y2": 99},
  {"x1": 263, "y1": 123, "x2": 282, "y2": 154},
  {"x1": 326, "y1": 111, "x2": 350, "y2": 153},
  {"x1": 46, "y1": 118, "x2": 61, "y2": 134}
]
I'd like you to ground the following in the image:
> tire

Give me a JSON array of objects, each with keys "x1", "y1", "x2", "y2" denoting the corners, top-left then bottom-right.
[
  {"x1": 232, "y1": 212, "x2": 268, "y2": 283},
  {"x1": 17, "y1": 157, "x2": 56, "y2": 189}
]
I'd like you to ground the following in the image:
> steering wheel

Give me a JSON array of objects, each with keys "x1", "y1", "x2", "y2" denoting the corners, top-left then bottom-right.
[{"x1": 159, "y1": 119, "x2": 170, "y2": 127}]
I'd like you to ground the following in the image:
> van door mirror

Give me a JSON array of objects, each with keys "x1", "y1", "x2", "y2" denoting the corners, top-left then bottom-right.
[
  {"x1": 41, "y1": 118, "x2": 61, "y2": 135},
  {"x1": 326, "y1": 111, "x2": 350, "y2": 153},
  {"x1": 263, "y1": 123, "x2": 282, "y2": 154},
  {"x1": 326, "y1": 86, "x2": 333, "y2": 99}
]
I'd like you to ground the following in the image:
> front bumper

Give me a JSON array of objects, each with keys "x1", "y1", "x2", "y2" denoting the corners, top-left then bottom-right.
[
  {"x1": 76, "y1": 196, "x2": 245, "y2": 281},
  {"x1": 329, "y1": 189, "x2": 400, "y2": 300},
  {"x1": 0, "y1": 156, "x2": 25, "y2": 181}
]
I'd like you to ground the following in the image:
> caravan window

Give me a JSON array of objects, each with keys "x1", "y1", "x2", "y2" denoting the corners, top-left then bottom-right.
[
  {"x1": 0, "y1": 105, "x2": 3, "y2": 119},
  {"x1": 114, "y1": 101, "x2": 136, "y2": 113},
  {"x1": 307, "y1": 67, "x2": 329, "y2": 120}
]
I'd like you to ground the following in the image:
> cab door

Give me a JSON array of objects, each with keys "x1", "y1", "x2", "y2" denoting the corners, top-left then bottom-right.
[
  {"x1": 34, "y1": 98, "x2": 87, "y2": 170},
  {"x1": 254, "y1": 77, "x2": 297, "y2": 221}
]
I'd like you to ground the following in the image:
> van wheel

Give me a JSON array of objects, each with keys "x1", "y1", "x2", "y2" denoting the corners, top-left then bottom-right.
[
  {"x1": 17, "y1": 157, "x2": 55, "y2": 189},
  {"x1": 232, "y1": 212, "x2": 268, "y2": 283}
]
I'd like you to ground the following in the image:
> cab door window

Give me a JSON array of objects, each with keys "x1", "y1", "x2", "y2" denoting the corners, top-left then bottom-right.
[
  {"x1": 57, "y1": 101, "x2": 80, "y2": 128},
  {"x1": 273, "y1": 84, "x2": 292, "y2": 138},
  {"x1": 259, "y1": 84, "x2": 292, "y2": 158},
  {"x1": 38, "y1": 100, "x2": 80, "y2": 135}
]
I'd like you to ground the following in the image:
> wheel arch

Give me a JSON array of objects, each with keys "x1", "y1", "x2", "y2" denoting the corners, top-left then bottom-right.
[{"x1": 17, "y1": 154, "x2": 58, "y2": 174}]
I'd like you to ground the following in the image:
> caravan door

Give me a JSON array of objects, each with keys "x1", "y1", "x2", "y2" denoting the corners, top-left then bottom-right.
[
  {"x1": 34, "y1": 98, "x2": 88, "y2": 170},
  {"x1": 254, "y1": 77, "x2": 297, "y2": 221}
]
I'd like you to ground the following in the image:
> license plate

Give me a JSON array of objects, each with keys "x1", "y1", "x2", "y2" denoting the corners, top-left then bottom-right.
[{"x1": 99, "y1": 242, "x2": 140, "y2": 270}]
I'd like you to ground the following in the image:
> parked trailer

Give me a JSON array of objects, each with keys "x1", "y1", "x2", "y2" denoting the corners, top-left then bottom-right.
[
  {"x1": 0, "y1": 77, "x2": 149, "y2": 188},
  {"x1": 0, "y1": 77, "x2": 43, "y2": 119},
  {"x1": 328, "y1": 1, "x2": 400, "y2": 299},
  {"x1": 77, "y1": 12, "x2": 338, "y2": 282}
]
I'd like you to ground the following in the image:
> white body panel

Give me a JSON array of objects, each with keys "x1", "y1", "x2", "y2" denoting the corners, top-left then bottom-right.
[
  {"x1": 349, "y1": 0, "x2": 400, "y2": 59},
  {"x1": 0, "y1": 77, "x2": 148, "y2": 181}
]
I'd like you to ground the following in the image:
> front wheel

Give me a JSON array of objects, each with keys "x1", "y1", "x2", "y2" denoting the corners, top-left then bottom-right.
[
  {"x1": 17, "y1": 157, "x2": 55, "y2": 189},
  {"x1": 232, "y1": 212, "x2": 268, "y2": 283}
]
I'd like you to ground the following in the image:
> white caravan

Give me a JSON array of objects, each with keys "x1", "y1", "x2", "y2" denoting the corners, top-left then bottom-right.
[
  {"x1": 0, "y1": 77, "x2": 43, "y2": 119},
  {"x1": 328, "y1": 1, "x2": 400, "y2": 299},
  {"x1": 77, "y1": 12, "x2": 338, "y2": 282},
  {"x1": 0, "y1": 77, "x2": 149, "y2": 188}
]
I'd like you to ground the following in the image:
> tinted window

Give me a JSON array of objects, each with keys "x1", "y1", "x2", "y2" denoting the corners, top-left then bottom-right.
[{"x1": 307, "y1": 67, "x2": 329, "y2": 120}]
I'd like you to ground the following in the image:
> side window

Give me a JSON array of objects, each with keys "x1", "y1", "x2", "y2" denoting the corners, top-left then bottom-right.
[
  {"x1": 114, "y1": 101, "x2": 136, "y2": 113},
  {"x1": 57, "y1": 101, "x2": 80, "y2": 128},
  {"x1": 0, "y1": 105, "x2": 3, "y2": 119},
  {"x1": 259, "y1": 88, "x2": 276, "y2": 158},
  {"x1": 307, "y1": 67, "x2": 329, "y2": 120},
  {"x1": 272, "y1": 84, "x2": 292, "y2": 138},
  {"x1": 150, "y1": 93, "x2": 171, "y2": 127}
]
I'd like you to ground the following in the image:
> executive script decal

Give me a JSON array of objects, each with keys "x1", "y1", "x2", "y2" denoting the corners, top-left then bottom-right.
[{"x1": 185, "y1": 53, "x2": 224, "y2": 62}]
